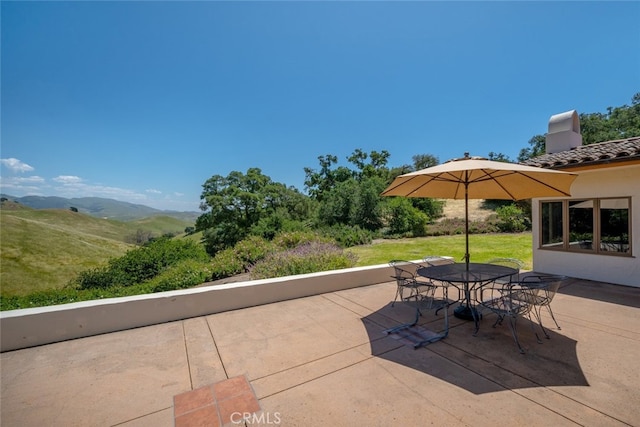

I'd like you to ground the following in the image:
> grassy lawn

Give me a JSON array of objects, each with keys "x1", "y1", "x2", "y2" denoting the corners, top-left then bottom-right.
[{"x1": 347, "y1": 233, "x2": 533, "y2": 270}]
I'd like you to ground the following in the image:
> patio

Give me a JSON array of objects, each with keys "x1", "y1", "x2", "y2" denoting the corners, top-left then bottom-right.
[{"x1": 1, "y1": 276, "x2": 639, "y2": 426}]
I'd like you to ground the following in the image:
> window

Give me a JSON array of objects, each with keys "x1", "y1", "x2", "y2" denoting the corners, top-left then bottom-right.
[
  {"x1": 541, "y1": 201, "x2": 563, "y2": 248},
  {"x1": 540, "y1": 198, "x2": 631, "y2": 256},
  {"x1": 568, "y1": 200, "x2": 594, "y2": 251}
]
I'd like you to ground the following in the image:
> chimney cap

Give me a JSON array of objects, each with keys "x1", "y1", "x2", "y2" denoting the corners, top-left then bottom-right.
[{"x1": 549, "y1": 110, "x2": 580, "y2": 134}]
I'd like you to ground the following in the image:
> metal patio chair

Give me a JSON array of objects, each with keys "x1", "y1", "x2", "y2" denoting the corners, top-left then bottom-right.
[
  {"x1": 474, "y1": 279, "x2": 537, "y2": 354},
  {"x1": 517, "y1": 275, "x2": 568, "y2": 340},
  {"x1": 386, "y1": 260, "x2": 450, "y2": 348},
  {"x1": 422, "y1": 255, "x2": 455, "y2": 267},
  {"x1": 487, "y1": 258, "x2": 524, "y2": 283},
  {"x1": 422, "y1": 255, "x2": 460, "y2": 312},
  {"x1": 389, "y1": 260, "x2": 435, "y2": 307}
]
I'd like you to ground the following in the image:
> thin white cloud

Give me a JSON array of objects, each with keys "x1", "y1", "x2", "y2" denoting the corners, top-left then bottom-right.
[
  {"x1": 53, "y1": 175, "x2": 83, "y2": 184},
  {"x1": 0, "y1": 175, "x2": 47, "y2": 194},
  {"x1": 1, "y1": 158, "x2": 35, "y2": 173},
  {"x1": 0, "y1": 167, "x2": 198, "y2": 211}
]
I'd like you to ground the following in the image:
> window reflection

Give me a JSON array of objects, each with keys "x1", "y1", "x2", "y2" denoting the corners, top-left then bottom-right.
[
  {"x1": 600, "y1": 198, "x2": 630, "y2": 253},
  {"x1": 540, "y1": 198, "x2": 631, "y2": 256},
  {"x1": 541, "y1": 201, "x2": 563, "y2": 248},
  {"x1": 568, "y1": 200, "x2": 594, "y2": 251}
]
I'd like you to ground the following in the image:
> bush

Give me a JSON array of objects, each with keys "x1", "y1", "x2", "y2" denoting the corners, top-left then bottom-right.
[
  {"x1": 210, "y1": 248, "x2": 246, "y2": 280},
  {"x1": 495, "y1": 204, "x2": 530, "y2": 232},
  {"x1": 73, "y1": 267, "x2": 116, "y2": 289},
  {"x1": 146, "y1": 259, "x2": 212, "y2": 293},
  {"x1": 273, "y1": 231, "x2": 332, "y2": 249},
  {"x1": 317, "y1": 225, "x2": 373, "y2": 247},
  {"x1": 232, "y1": 235, "x2": 275, "y2": 265},
  {"x1": 72, "y1": 237, "x2": 209, "y2": 289},
  {"x1": 425, "y1": 218, "x2": 499, "y2": 236},
  {"x1": 250, "y1": 241, "x2": 358, "y2": 279},
  {"x1": 385, "y1": 197, "x2": 429, "y2": 237}
]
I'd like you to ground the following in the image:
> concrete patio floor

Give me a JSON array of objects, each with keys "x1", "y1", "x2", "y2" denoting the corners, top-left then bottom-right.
[{"x1": 2, "y1": 277, "x2": 639, "y2": 426}]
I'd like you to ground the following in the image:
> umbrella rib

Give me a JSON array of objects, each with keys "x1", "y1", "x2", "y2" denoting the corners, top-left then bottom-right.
[
  {"x1": 470, "y1": 169, "x2": 572, "y2": 199},
  {"x1": 517, "y1": 172, "x2": 573, "y2": 196},
  {"x1": 480, "y1": 169, "x2": 517, "y2": 200},
  {"x1": 382, "y1": 174, "x2": 441, "y2": 196}
]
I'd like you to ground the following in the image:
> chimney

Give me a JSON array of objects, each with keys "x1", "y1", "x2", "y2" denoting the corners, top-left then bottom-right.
[{"x1": 545, "y1": 110, "x2": 582, "y2": 154}]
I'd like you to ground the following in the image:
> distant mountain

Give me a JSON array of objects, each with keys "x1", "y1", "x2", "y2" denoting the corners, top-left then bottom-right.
[{"x1": 0, "y1": 194, "x2": 200, "y2": 222}]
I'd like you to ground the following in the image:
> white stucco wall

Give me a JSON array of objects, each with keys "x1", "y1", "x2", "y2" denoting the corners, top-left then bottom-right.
[
  {"x1": 0, "y1": 263, "x2": 398, "y2": 352},
  {"x1": 531, "y1": 164, "x2": 640, "y2": 287}
]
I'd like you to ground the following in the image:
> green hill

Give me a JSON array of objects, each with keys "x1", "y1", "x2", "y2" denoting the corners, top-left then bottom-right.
[
  {"x1": 0, "y1": 202, "x2": 196, "y2": 297},
  {"x1": 0, "y1": 194, "x2": 200, "y2": 222}
]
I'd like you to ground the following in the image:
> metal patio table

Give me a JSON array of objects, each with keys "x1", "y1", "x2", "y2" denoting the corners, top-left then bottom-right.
[{"x1": 417, "y1": 263, "x2": 518, "y2": 321}]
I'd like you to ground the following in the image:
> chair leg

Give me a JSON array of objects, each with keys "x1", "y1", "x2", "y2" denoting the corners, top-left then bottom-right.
[
  {"x1": 527, "y1": 311, "x2": 544, "y2": 344},
  {"x1": 392, "y1": 286, "x2": 402, "y2": 307},
  {"x1": 547, "y1": 306, "x2": 561, "y2": 330},
  {"x1": 507, "y1": 316, "x2": 526, "y2": 354},
  {"x1": 532, "y1": 307, "x2": 552, "y2": 340}
]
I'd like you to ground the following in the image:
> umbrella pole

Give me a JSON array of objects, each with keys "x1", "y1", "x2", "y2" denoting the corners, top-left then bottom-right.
[{"x1": 465, "y1": 175, "x2": 470, "y2": 271}]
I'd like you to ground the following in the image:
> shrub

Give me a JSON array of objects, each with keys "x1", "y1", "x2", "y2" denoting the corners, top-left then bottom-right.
[
  {"x1": 385, "y1": 197, "x2": 429, "y2": 237},
  {"x1": 210, "y1": 248, "x2": 245, "y2": 280},
  {"x1": 72, "y1": 267, "x2": 116, "y2": 289},
  {"x1": 73, "y1": 237, "x2": 209, "y2": 289},
  {"x1": 425, "y1": 218, "x2": 499, "y2": 236},
  {"x1": 273, "y1": 231, "x2": 332, "y2": 249},
  {"x1": 317, "y1": 225, "x2": 373, "y2": 247},
  {"x1": 146, "y1": 259, "x2": 212, "y2": 293},
  {"x1": 250, "y1": 241, "x2": 358, "y2": 279},
  {"x1": 232, "y1": 235, "x2": 275, "y2": 265},
  {"x1": 495, "y1": 204, "x2": 530, "y2": 232}
]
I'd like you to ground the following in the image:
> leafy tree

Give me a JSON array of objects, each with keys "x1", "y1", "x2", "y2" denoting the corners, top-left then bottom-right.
[
  {"x1": 487, "y1": 152, "x2": 512, "y2": 162},
  {"x1": 317, "y1": 179, "x2": 356, "y2": 226},
  {"x1": 304, "y1": 154, "x2": 350, "y2": 201},
  {"x1": 517, "y1": 135, "x2": 546, "y2": 162},
  {"x1": 412, "y1": 153, "x2": 438, "y2": 170},
  {"x1": 350, "y1": 176, "x2": 386, "y2": 230},
  {"x1": 196, "y1": 168, "x2": 310, "y2": 255},
  {"x1": 384, "y1": 197, "x2": 428, "y2": 236},
  {"x1": 518, "y1": 93, "x2": 640, "y2": 162}
]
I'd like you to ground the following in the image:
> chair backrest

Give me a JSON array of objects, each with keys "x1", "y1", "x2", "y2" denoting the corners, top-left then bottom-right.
[
  {"x1": 487, "y1": 258, "x2": 524, "y2": 282},
  {"x1": 519, "y1": 275, "x2": 568, "y2": 306},
  {"x1": 487, "y1": 258, "x2": 524, "y2": 270},
  {"x1": 389, "y1": 260, "x2": 417, "y2": 284},
  {"x1": 423, "y1": 256, "x2": 455, "y2": 267}
]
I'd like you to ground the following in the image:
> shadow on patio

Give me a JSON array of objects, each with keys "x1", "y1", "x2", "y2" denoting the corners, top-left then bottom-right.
[{"x1": 361, "y1": 298, "x2": 589, "y2": 395}]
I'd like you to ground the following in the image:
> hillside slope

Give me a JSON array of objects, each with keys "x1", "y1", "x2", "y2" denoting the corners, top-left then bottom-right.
[
  {"x1": 440, "y1": 199, "x2": 495, "y2": 222},
  {"x1": 0, "y1": 204, "x2": 194, "y2": 296},
  {"x1": 1, "y1": 194, "x2": 199, "y2": 222}
]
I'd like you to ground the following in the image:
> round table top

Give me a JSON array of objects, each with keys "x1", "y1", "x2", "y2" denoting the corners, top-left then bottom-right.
[{"x1": 417, "y1": 262, "x2": 517, "y2": 283}]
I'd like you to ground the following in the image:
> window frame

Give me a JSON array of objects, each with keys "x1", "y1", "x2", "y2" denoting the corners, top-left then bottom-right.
[{"x1": 539, "y1": 197, "x2": 632, "y2": 257}]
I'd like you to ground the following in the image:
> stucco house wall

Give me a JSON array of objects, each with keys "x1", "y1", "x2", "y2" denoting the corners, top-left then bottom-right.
[{"x1": 531, "y1": 164, "x2": 640, "y2": 287}]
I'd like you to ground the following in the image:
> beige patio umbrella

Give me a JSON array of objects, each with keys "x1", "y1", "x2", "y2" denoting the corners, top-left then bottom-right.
[{"x1": 382, "y1": 153, "x2": 578, "y2": 270}]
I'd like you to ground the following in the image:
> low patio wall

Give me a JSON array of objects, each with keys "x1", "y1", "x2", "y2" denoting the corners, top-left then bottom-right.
[{"x1": 0, "y1": 263, "x2": 397, "y2": 352}]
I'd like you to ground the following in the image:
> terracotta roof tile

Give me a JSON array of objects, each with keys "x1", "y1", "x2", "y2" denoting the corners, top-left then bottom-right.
[{"x1": 521, "y1": 136, "x2": 640, "y2": 169}]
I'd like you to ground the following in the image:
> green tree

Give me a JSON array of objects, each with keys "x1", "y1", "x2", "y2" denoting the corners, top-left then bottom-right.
[
  {"x1": 303, "y1": 155, "x2": 351, "y2": 201},
  {"x1": 517, "y1": 135, "x2": 546, "y2": 162},
  {"x1": 384, "y1": 197, "x2": 428, "y2": 236},
  {"x1": 196, "y1": 168, "x2": 310, "y2": 255},
  {"x1": 487, "y1": 152, "x2": 512, "y2": 162},
  {"x1": 412, "y1": 153, "x2": 438, "y2": 170},
  {"x1": 518, "y1": 93, "x2": 640, "y2": 162}
]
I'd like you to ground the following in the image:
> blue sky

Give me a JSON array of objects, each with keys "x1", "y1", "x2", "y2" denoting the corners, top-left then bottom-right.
[{"x1": 2, "y1": 1, "x2": 638, "y2": 212}]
